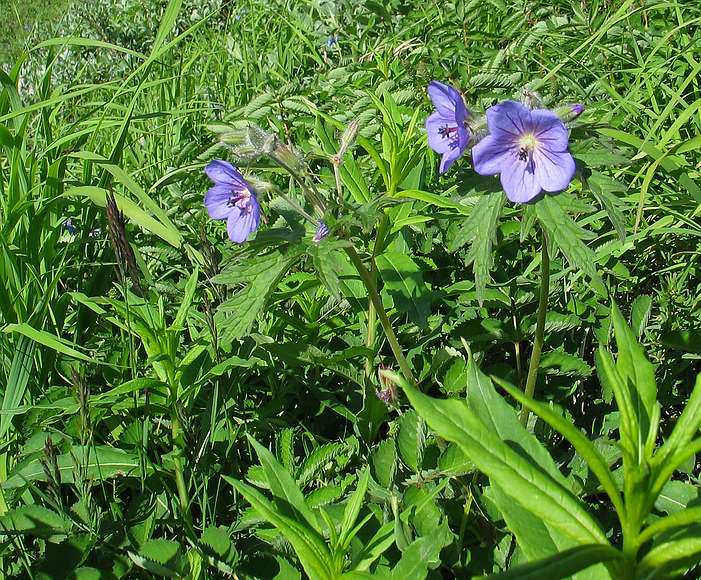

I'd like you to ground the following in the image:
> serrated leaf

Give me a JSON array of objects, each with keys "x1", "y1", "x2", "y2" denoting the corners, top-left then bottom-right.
[
  {"x1": 297, "y1": 442, "x2": 346, "y2": 488},
  {"x1": 535, "y1": 195, "x2": 605, "y2": 295},
  {"x1": 0, "y1": 505, "x2": 69, "y2": 539},
  {"x1": 215, "y1": 250, "x2": 300, "y2": 341},
  {"x1": 630, "y1": 295, "x2": 652, "y2": 338},
  {"x1": 278, "y1": 428, "x2": 296, "y2": 473},
  {"x1": 466, "y1": 192, "x2": 504, "y2": 305}
]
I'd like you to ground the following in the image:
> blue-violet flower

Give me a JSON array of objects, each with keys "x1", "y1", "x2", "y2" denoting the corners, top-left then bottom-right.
[
  {"x1": 313, "y1": 221, "x2": 329, "y2": 242},
  {"x1": 472, "y1": 100, "x2": 575, "y2": 203},
  {"x1": 425, "y1": 81, "x2": 470, "y2": 174},
  {"x1": 204, "y1": 160, "x2": 261, "y2": 243}
]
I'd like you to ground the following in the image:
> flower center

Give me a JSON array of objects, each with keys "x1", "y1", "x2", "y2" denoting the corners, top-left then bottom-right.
[
  {"x1": 228, "y1": 189, "x2": 252, "y2": 212},
  {"x1": 517, "y1": 133, "x2": 538, "y2": 161},
  {"x1": 438, "y1": 125, "x2": 458, "y2": 139}
]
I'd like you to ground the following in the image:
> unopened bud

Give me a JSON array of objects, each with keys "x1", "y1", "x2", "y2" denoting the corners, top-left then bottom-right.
[
  {"x1": 338, "y1": 119, "x2": 359, "y2": 158},
  {"x1": 520, "y1": 87, "x2": 543, "y2": 110},
  {"x1": 553, "y1": 103, "x2": 585, "y2": 124},
  {"x1": 376, "y1": 365, "x2": 397, "y2": 405},
  {"x1": 313, "y1": 221, "x2": 329, "y2": 242}
]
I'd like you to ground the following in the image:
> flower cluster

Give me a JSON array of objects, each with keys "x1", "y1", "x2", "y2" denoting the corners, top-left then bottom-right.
[{"x1": 425, "y1": 81, "x2": 582, "y2": 204}]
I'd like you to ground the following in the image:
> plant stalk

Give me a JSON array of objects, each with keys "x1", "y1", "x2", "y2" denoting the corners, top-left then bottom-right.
[
  {"x1": 520, "y1": 229, "x2": 550, "y2": 426},
  {"x1": 345, "y1": 246, "x2": 417, "y2": 386}
]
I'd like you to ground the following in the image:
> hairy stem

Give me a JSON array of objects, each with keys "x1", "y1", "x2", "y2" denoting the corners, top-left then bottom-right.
[
  {"x1": 520, "y1": 229, "x2": 550, "y2": 426},
  {"x1": 345, "y1": 246, "x2": 417, "y2": 386}
]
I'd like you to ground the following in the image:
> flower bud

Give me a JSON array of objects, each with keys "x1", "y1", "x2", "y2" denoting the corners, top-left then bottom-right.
[
  {"x1": 520, "y1": 87, "x2": 543, "y2": 110},
  {"x1": 338, "y1": 119, "x2": 359, "y2": 157},
  {"x1": 552, "y1": 103, "x2": 585, "y2": 124},
  {"x1": 376, "y1": 365, "x2": 397, "y2": 405},
  {"x1": 313, "y1": 221, "x2": 329, "y2": 242}
]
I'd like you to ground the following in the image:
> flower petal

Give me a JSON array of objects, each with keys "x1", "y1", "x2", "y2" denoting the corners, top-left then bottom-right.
[
  {"x1": 205, "y1": 160, "x2": 247, "y2": 189},
  {"x1": 204, "y1": 185, "x2": 232, "y2": 220},
  {"x1": 471, "y1": 134, "x2": 513, "y2": 176},
  {"x1": 439, "y1": 146, "x2": 463, "y2": 174},
  {"x1": 499, "y1": 154, "x2": 542, "y2": 203},
  {"x1": 486, "y1": 100, "x2": 529, "y2": 138},
  {"x1": 529, "y1": 109, "x2": 570, "y2": 151},
  {"x1": 226, "y1": 208, "x2": 252, "y2": 243},
  {"x1": 426, "y1": 111, "x2": 456, "y2": 154},
  {"x1": 533, "y1": 148, "x2": 576, "y2": 192},
  {"x1": 427, "y1": 81, "x2": 462, "y2": 118}
]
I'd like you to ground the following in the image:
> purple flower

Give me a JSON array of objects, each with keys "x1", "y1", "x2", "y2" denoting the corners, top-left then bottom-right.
[
  {"x1": 62, "y1": 218, "x2": 77, "y2": 235},
  {"x1": 570, "y1": 103, "x2": 585, "y2": 118},
  {"x1": 425, "y1": 81, "x2": 470, "y2": 174},
  {"x1": 313, "y1": 221, "x2": 329, "y2": 242},
  {"x1": 472, "y1": 100, "x2": 576, "y2": 203},
  {"x1": 204, "y1": 160, "x2": 261, "y2": 243}
]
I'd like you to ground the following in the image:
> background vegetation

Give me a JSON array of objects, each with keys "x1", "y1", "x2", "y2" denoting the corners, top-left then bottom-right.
[{"x1": 0, "y1": 0, "x2": 699, "y2": 577}]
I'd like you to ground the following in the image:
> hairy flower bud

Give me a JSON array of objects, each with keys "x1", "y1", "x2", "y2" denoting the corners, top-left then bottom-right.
[
  {"x1": 338, "y1": 119, "x2": 359, "y2": 158},
  {"x1": 520, "y1": 87, "x2": 543, "y2": 110},
  {"x1": 554, "y1": 103, "x2": 585, "y2": 123}
]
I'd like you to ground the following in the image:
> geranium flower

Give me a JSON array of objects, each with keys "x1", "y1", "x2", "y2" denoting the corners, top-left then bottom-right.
[
  {"x1": 204, "y1": 160, "x2": 261, "y2": 243},
  {"x1": 313, "y1": 221, "x2": 329, "y2": 242},
  {"x1": 425, "y1": 81, "x2": 470, "y2": 174},
  {"x1": 472, "y1": 100, "x2": 575, "y2": 203}
]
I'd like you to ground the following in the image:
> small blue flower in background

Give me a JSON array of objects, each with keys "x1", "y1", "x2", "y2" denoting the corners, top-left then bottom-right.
[
  {"x1": 425, "y1": 81, "x2": 471, "y2": 174},
  {"x1": 313, "y1": 221, "x2": 329, "y2": 242},
  {"x1": 472, "y1": 100, "x2": 575, "y2": 203},
  {"x1": 89, "y1": 227, "x2": 102, "y2": 238},
  {"x1": 326, "y1": 34, "x2": 338, "y2": 48},
  {"x1": 62, "y1": 218, "x2": 77, "y2": 235},
  {"x1": 204, "y1": 160, "x2": 261, "y2": 243}
]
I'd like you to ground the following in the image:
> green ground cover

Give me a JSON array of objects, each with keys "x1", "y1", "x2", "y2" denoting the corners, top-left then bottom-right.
[{"x1": 0, "y1": 0, "x2": 700, "y2": 577}]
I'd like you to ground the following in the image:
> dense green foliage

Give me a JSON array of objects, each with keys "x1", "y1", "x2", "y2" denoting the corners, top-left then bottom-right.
[{"x1": 0, "y1": 0, "x2": 700, "y2": 578}]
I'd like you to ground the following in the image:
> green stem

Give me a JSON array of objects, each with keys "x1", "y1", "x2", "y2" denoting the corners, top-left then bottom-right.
[
  {"x1": 345, "y1": 246, "x2": 417, "y2": 386},
  {"x1": 520, "y1": 230, "x2": 550, "y2": 426},
  {"x1": 171, "y1": 412, "x2": 192, "y2": 527}
]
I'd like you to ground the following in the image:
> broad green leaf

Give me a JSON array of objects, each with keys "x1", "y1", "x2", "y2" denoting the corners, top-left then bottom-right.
[
  {"x1": 0, "y1": 505, "x2": 69, "y2": 538},
  {"x1": 399, "y1": 382, "x2": 608, "y2": 545},
  {"x1": 248, "y1": 437, "x2": 320, "y2": 533},
  {"x1": 225, "y1": 477, "x2": 335, "y2": 579},
  {"x1": 483, "y1": 544, "x2": 622, "y2": 579},
  {"x1": 4, "y1": 446, "x2": 148, "y2": 489},
  {"x1": 376, "y1": 251, "x2": 431, "y2": 328},
  {"x1": 637, "y1": 527, "x2": 701, "y2": 579},
  {"x1": 390, "y1": 527, "x2": 451, "y2": 579},
  {"x1": 371, "y1": 439, "x2": 396, "y2": 489},
  {"x1": 610, "y1": 302, "x2": 657, "y2": 453},
  {"x1": 535, "y1": 195, "x2": 605, "y2": 295},
  {"x1": 630, "y1": 295, "x2": 653, "y2": 338},
  {"x1": 350, "y1": 520, "x2": 395, "y2": 572},
  {"x1": 495, "y1": 377, "x2": 625, "y2": 522},
  {"x1": 397, "y1": 410, "x2": 424, "y2": 473}
]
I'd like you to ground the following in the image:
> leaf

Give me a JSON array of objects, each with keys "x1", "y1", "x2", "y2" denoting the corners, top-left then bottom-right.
[
  {"x1": 4, "y1": 446, "x2": 148, "y2": 489},
  {"x1": 339, "y1": 468, "x2": 370, "y2": 548},
  {"x1": 297, "y1": 442, "x2": 346, "y2": 488},
  {"x1": 0, "y1": 505, "x2": 69, "y2": 539},
  {"x1": 483, "y1": 544, "x2": 622, "y2": 579},
  {"x1": 398, "y1": 378, "x2": 608, "y2": 546},
  {"x1": 466, "y1": 191, "x2": 505, "y2": 305},
  {"x1": 535, "y1": 195, "x2": 605, "y2": 295},
  {"x1": 0, "y1": 334, "x2": 34, "y2": 438},
  {"x1": 654, "y1": 481, "x2": 700, "y2": 515},
  {"x1": 610, "y1": 302, "x2": 657, "y2": 453},
  {"x1": 397, "y1": 410, "x2": 425, "y2": 473},
  {"x1": 67, "y1": 185, "x2": 181, "y2": 248},
  {"x1": 630, "y1": 295, "x2": 653, "y2": 338},
  {"x1": 390, "y1": 527, "x2": 450, "y2": 579},
  {"x1": 494, "y1": 377, "x2": 626, "y2": 522},
  {"x1": 248, "y1": 437, "x2": 320, "y2": 533},
  {"x1": 588, "y1": 172, "x2": 627, "y2": 243},
  {"x1": 224, "y1": 477, "x2": 335, "y2": 579},
  {"x1": 215, "y1": 250, "x2": 299, "y2": 342},
  {"x1": 376, "y1": 251, "x2": 431, "y2": 328},
  {"x1": 371, "y1": 439, "x2": 397, "y2": 489},
  {"x1": 657, "y1": 373, "x2": 701, "y2": 468},
  {"x1": 3, "y1": 323, "x2": 93, "y2": 362}
]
